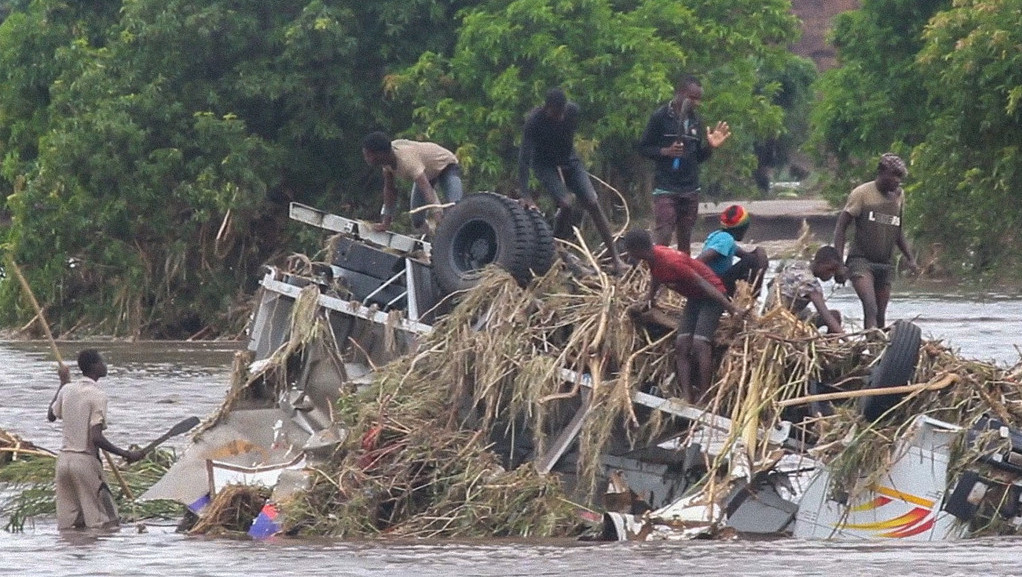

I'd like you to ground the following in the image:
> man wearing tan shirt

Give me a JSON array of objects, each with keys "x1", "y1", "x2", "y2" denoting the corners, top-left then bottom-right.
[
  {"x1": 362, "y1": 132, "x2": 463, "y2": 232},
  {"x1": 833, "y1": 153, "x2": 919, "y2": 330},
  {"x1": 48, "y1": 349, "x2": 142, "y2": 530}
]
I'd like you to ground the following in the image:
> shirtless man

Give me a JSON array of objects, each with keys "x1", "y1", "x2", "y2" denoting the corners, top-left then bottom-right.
[{"x1": 48, "y1": 349, "x2": 143, "y2": 530}]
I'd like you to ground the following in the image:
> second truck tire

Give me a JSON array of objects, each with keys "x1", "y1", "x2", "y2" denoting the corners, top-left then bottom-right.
[{"x1": 432, "y1": 192, "x2": 537, "y2": 294}]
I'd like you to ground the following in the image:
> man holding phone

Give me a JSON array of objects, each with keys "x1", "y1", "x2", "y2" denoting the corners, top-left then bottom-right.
[{"x1": 638, "y1": 74, "x2": 731, "y2": 254}]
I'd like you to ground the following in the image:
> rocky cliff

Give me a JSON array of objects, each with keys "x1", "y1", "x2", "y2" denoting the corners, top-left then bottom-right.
[{"x1": 790, "y1": 0, "x2": 859, "y2": 70}]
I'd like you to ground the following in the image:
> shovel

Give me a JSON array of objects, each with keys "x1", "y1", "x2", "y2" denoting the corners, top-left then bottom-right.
[{"x1": 138, "y1": 416, "x2": 201, "y2": 458}]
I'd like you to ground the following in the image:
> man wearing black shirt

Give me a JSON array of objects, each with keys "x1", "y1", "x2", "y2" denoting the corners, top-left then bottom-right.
[
  {"x1": 638, "y1": 75, "x2": 731, "y2": 254},
  {"x1": 519, "y1": 88, "x2": 625, "y2": 273}
]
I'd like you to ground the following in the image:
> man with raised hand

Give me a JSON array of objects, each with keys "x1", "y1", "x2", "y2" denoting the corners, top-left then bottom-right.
[{"x1": 638, "y1": 74, "x2": 731, "y2": 254}]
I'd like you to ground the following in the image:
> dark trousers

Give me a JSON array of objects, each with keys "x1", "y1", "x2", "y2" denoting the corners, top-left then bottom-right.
[{"x1": 720, "y1": 247, "x2": 768, "y2": 297}]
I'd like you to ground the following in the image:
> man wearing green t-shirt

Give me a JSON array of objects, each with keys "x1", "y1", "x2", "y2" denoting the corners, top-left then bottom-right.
[{"x1": 833, "y1": 153, "x2": 918, "y2": 330}]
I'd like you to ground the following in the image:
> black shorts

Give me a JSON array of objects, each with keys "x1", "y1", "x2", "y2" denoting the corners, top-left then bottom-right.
[{"x1": 678, "y1": 297, "x2": 725, "y2": 341}]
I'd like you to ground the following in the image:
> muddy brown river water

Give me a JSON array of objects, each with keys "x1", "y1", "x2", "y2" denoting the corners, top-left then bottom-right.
[{"x1": 3, "y1": 285, "x2": 1022, "y2": 576}]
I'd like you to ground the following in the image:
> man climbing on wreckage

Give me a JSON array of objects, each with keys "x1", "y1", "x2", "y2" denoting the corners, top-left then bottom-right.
[
  {"x1": 362, "y1": 131, "x2": 463, "y2": 233},
  {"x1": 696, "y1": 204, "x2": 769, "y2": 297},
  {"x1": 47, "y1": 349, "x2": 144, "y2": 530},
  {"x1": 764, "y1": 245, "x2": 845, "y2": 335},
  {"x1": 833, "y1": 153, "x2": 918, "y2": 330},
  {"x1": 517, "y1": 87, "x2": 626, "y2": 274},
  {"x1": 623, "y1": 229, "x2": 741, "y2": 405}
]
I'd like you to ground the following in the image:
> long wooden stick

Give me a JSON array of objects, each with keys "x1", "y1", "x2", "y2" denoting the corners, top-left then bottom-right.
[
  {"x1": 0, "y1": 447, "x2": 57, "y2": 458},
  {"x1": 6, "y1": 256, "x2": 134, "y2": 499},
  {"x1": 7, "y1": 258, "x2": 64, "y2": 365},
  {"x1": 776, "y1": 373, "x2": 959, "y2": 408}
]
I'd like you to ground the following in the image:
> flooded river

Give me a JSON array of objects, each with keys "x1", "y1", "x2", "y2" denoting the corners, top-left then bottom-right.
[{"x1": 2, "y1": 287, "x2": 1022, "y2": 576}]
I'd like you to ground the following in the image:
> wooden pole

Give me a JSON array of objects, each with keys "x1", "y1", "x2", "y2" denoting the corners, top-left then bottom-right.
[
  {"x1": 775, "y1": 373, "x2": 959, "y2": 408},
  {"x1": 7, "y1": 258, "x2": 64, "y2": 365},
  {"x1": 6, "y1": 256, "x2": 135, "y2": 499}
]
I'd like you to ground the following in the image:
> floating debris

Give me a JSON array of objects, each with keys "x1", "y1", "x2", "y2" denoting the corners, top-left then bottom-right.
[{"x1": 8, "y1": 202, "x2": 1022, "y2": 543}]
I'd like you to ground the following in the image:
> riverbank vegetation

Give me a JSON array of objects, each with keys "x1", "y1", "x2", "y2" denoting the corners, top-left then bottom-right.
[{"x1": 0, "y1": 0, "x2": 1019, "y2": 338}]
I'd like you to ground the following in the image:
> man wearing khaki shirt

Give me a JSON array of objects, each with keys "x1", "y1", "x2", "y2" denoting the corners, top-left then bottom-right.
[
  {"x1": 362, "y1": 131, "x2": 464, "y2": 232},
  {"x1": 48, "y1": 349, "x2": 142, "y2": 530}
]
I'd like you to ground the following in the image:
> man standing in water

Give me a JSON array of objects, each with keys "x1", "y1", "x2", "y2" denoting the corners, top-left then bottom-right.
[
  {"x1": 48, "y1": 349, "x2": 142, "y2": 530},
  {"x1": 638, "y1": 74, "x2": 731, "y2": 253},
  {"x1": 833, "y1": 153, "x2": 919, "y2": 330},
  {"x1": 518, "y1": 87, "x2": 626, "y2": 273}
]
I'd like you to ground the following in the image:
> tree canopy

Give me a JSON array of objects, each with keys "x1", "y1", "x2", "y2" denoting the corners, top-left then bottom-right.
[
  {"x1": 0, "y1": 0, "x2": 816, "y2": 336},
  {"x1": 810, "y1": 0, "x2": 1022, "y2": 278},
  {"x1": 910, "y1": 0, "x2": 1022, "y2": 274},
  {"x1": 0, "y1": 0, "x2": 469, "y2": 336}
]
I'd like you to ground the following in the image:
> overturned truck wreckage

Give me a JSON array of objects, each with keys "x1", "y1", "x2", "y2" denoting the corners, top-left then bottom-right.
[{"x1": 144, "y1": 200, "x2": 1022, "y2": 541}]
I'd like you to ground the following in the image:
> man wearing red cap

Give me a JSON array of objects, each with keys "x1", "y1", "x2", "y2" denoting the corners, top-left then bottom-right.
[
  {"x1": 697, "y1": 204, "x2": 768, "y2": 297},
  {"x1": 833, "y1": 153, "x2": 918, "y2": 330},
  {"x1": 623, "y1": 229, "x2": 741, "y2": 404}
]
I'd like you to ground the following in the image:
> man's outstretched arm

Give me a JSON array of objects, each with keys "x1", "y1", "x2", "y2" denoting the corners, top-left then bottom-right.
[
  {"x1": 47, "y1": 364, "x2": 71, "y2": 422},
  {"x1": 809, "y1": 290, "x2": 844, "y2": 335},
  {"x1": 91, "y1": 423, "x2": 144, "y2": 463}
]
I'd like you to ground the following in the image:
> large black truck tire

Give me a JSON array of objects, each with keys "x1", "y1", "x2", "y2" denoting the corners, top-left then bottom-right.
[
  {"x1": 860, "y1": 320, "x2": 923, "y2": 421},
  {"x1": 524, "y1": 207, "x2": 555, "y2": 278},
  {"x1": 432, "y1": 192, "x2": 537, "y2": 294}
]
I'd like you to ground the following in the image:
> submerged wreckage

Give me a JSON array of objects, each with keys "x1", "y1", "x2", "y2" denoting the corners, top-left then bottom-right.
[{"x1": 141, "y1": 197, "x2": 1022, "y2": 541}]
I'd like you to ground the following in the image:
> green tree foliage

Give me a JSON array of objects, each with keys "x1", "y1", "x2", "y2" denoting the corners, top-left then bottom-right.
[
  {"x1": 0, "y1": 0, "x2": 468, "y2": 337},
  {"x1": 810, "y1": 0, "x2": 949, "y2": 202},
  {"x1": 753, "y1": 55, "x2": 818, "y2": 191},
  {"x1": 388, "y1": 0, "x2": 802, "y2": 202},
  {"x1": 812, "y1": 0, "x2": 1022, "y2": 278},
  {"x1": 0, "y1": 0, "x2": 123, "y2": 190},
  {"x1": 910, "y1": 0, "x2": 1022, "y2": 275},
  {"x1": 0, "y1": 0, "x2": 819, "y2": 337}
]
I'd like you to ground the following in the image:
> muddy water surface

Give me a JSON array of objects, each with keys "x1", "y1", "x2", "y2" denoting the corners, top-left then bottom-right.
[{"x1": 2, "y1": 289, "x2": 1022, "y2": 576}]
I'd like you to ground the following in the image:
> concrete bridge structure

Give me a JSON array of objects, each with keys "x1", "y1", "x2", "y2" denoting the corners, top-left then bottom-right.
[{"x1": 696, "y1": 199, "x2": 838, "y2": 245}]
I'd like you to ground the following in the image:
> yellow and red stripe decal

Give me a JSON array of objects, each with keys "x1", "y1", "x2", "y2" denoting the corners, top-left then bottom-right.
[
  {"x1": 871, "y1": 485, "x2": 935, "y2": 508},
  {"x1": 836, "y1": 485, "x2": 938, "y2": 538},
  {"x1": 842, "y1": 507, "x2": 930, "y2": 530},
  {"x1": 849, "y1": 496, "x2": 892, "y2": 512}
]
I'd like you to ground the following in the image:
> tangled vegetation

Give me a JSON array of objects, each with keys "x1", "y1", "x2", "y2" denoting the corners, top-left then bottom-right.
[
  {"x1": 6, "y1": 242, "x2": 1022, "y2": 538},
  {"x1": 0, "y1": 430, "x2": 185, "y2": 532}
]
